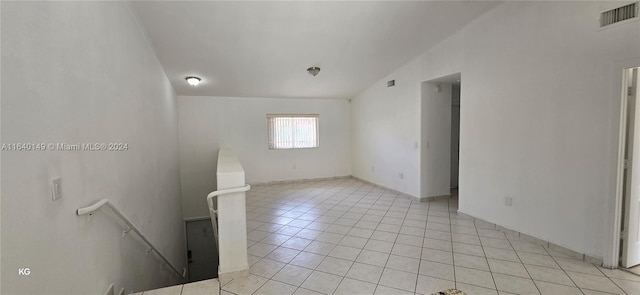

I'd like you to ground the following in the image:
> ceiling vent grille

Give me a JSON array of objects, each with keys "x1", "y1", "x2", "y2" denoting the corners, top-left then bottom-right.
[{"x1": 600, "y1": 2, "x2": 638, "y2": 27}]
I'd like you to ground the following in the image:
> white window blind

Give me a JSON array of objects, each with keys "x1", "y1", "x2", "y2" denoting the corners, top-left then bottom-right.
[{"x1": 267, "y1": 114, "x2": 319, "y2": 149}]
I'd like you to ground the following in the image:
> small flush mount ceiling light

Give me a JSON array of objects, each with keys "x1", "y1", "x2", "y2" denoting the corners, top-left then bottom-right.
[
  {"x1": 307, "y1": 66, "x2": 321, "y2": 77},
  {"x1": 185, "y1": 76, "x2": 201, "y2": 86}
]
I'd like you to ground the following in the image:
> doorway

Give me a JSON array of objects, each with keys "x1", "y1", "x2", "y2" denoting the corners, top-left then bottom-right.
[
  {"x1": 620, "y1": 67, "x2": 640, "y2": 270},
  {"x1": 451, "y1": 81, "x2": 461, "y2": 190},
  {"x1": 186, "y1": 219, "x2": 219, "y2": 282},
  {"x1": 420, "y1": 73, "x2": 461, "y2": 198}
]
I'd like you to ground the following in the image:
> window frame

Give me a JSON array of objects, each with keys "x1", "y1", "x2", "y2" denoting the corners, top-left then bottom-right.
[{"x1": 267, "y1": 114, "x2": 320, "y2": 150}]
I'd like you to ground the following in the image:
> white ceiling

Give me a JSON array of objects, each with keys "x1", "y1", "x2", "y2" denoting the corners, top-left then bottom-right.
[{"x1": 131, "y1": 1, "x2": 499, "y2": 99}]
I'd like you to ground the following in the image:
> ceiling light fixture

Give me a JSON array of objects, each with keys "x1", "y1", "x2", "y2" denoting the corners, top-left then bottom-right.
[
  {"x1": 307, "y1": 66, "x2": 321, "y2": 77},
  {"x1": 185, "y1": 76, "x2": 201, "y2": 86}
]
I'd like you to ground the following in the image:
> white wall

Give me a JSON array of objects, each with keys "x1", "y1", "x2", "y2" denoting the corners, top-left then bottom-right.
[
  {"x1": 351, "y1": 62, "x2": 423, "y2": 198},
  {"x1": 178, "y1": 96, "x2": 351, "y2": 219},
  {"x1": 351, "y1": 1, "x2": 640, "y2": 259},
  {"x1": 1, "y1": 2, "x2": 185, "y2": 294}
]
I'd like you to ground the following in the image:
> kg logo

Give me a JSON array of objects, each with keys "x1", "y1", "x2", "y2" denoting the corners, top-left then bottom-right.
[{"x1": 18, "y1": 268, "x2": 30, "y2": 276}]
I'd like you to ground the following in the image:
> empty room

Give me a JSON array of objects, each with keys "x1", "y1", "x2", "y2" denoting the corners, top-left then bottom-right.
[{"x1": 2, "y1": 1, "x2": 640, "y2": 295}]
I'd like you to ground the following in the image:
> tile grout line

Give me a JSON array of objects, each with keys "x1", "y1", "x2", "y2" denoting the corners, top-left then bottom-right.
[
  {"x1": 326, "y1": 183, "x2": 376, "y2": 294},
  {"x1": 243, "y1": 179, "x2": 633, "y2": 295},
  {"x1": 541, "y1": 245, "x2": 603, "y2": 295},
  {"x1": 412, "y1": 197, "x2": 430, "y2": 295},
  {"x1": 292, "y1": 180, "x2": 354, "y2": 295},
  {"x1": 344, "y1": 182, "x2": 393, "y2": 292},
  {"x1": 264, "y1": 182, "x2": 393, "y2": 293},
  {"x1": 356, "y1": 186, "x2": 394, "y2": 293},
  {"x1": 447, "y1": 196, "x2": 458, "y2": 292},
  {"x1": 371, "y1": 189, "x2": 404, "y2": 294},
  {"x1": 552, "y1": 247, "x2": 591, "y2": 294},
  {"x1": 245, "y1": 180, "x2": 330, "y2": 294},
  {"x1": 504, "y1": 232, "x2": 544, "y2": 294},
  {"x1": 292, "y1": 180, "x2": 377, "y2": 294},
  {"x1": 448, "y1": 199, "x2": 502, "y2": 293},
  {"x1": 593, "y1": 259, "x2": 631, "y2": 295}
]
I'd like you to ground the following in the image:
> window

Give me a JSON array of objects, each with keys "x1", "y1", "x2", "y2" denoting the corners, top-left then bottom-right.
[{"x1": 267, "y1": 114, "x2": 319, "y2": 149}]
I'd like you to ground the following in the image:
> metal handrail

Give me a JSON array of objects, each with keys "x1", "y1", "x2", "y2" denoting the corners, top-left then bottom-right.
[
  {"x1": 77, "y1": 199, "x2": 186, "y2": 278},
  {"x1": 206, "y1": 185, "x2": 251, "y2": 246},
  {"x1": 206, "y1": 185, "x2": 251, "y2": 214}
]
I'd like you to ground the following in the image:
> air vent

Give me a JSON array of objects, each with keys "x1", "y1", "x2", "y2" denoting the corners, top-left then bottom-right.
[
  {"x1": 600, "y1": 2, "x2": 638, "y2": 27},
  {"x1": 387, "y1": 80, "x2": 395, "y2": 87}
]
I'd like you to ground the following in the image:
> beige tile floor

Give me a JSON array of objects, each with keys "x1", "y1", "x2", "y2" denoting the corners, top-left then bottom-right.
[
  {"x1": 625, "y1": 265, "x2": 640, "y2": 276},
  {"x1": 137, "y1": 178, "x2": 640, "y2": 295},
  {"x1": 132, "y1": 278, "x2": 219, "y2": 295},
  {"x1": 223, "y1": 178, "x2": 640, "y2": 295}
]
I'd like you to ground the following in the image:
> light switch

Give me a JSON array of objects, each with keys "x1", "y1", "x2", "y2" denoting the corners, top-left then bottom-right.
[{"x1": 51, "y1": 177, "x2": 62, "y2": 201}]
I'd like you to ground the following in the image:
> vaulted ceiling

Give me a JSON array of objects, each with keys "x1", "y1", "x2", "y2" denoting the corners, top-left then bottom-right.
[{"x1": 131, "y1": 1, "x2": 499, "y2": 99}]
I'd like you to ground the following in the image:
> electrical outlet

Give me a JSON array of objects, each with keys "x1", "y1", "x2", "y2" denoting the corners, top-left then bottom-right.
[
  {"x1": 505, "y1": 196, "x2": 512, "y2": 207},
  {"x1": 399, "y1": 173, "x2": 404, "y2": 179},
  {"x1": 292, "y1": 164, "x2": 296, "y2": 170},
  {"x1": 371, "y1": 166, "x2": 375, "y2": 173},
  {"x1": 51, "y1": 177, "x2": 62, "y2": 201}
]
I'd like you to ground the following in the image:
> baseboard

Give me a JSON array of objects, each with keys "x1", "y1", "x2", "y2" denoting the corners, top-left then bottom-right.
[
  {"x1": 420, "y1": 194, "x2": 452, "y2": 202},
  {"x1": 350, "y1": 176, "x2": 419, "y2": 199},
  {"x1": 183, "y1": 216, "x2": 210, "y2": 222},
  {"x1": 218, "y1": 268, "x2": 249, "y2": 286},
  {"x1": 248, "y1": 175, "x2": 353, "y2": 187},
  {"x1": 249, "y1": 177, "x2": 603, "y2": 265},
  {"x1": 457, "y1": 210, "x2": 603, "y2": 267},
  {"x1": 249, "y1": 175, "x2": 424, "y2": 201}
]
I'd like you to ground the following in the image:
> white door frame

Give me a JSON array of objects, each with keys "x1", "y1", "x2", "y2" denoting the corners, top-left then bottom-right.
[{"x1": 606, "y1": 59, "x2": 640, "y2": 268}]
